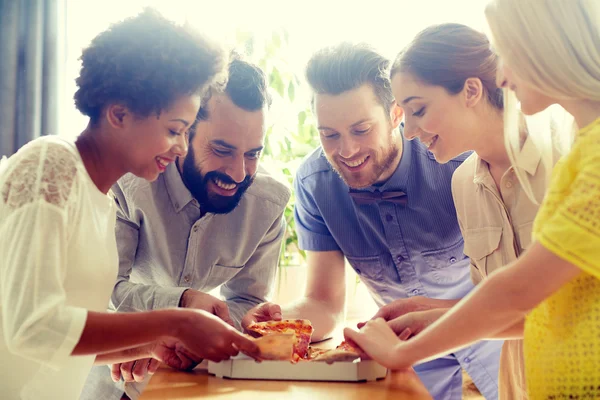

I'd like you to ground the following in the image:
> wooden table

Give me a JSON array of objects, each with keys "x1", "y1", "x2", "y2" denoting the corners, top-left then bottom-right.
[
  {"x1": 139, "y1": 334, "x2": 432, "y2": 400},
  {"x1": 139, "y1": 363, "x2": 432, "y2": 400}
]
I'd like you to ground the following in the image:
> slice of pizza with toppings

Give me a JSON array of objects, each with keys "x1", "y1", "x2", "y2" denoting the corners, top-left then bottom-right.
[
  {"x1": 336, "y1": 340, "x2": 360, "y2": 353},
  {"x1": 306, "y1": 346, "x2": 329, "y2": 360},
  {"x1": 252, "y1": 333, "x2": 296, "y2": 360},
  {"x1": 308, "y1": 340, "x2": 361, "y2": 363},
  {"x1": 247, "y1": 319, "x2": 314, "y2": 360}
]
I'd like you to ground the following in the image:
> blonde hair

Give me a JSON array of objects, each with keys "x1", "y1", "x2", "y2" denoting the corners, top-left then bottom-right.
[{"x1": 485, "y1": 0, "x2": 600, "y2": 203}]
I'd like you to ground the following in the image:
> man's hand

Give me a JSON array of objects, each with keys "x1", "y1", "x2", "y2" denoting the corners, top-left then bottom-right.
[
  {"x1": 357, "y1": 296, "x2": 458, "y2": 329},
  {"x1": 180, "y1": 289, "x2": 234, "y2": 326},
  {"x1": 387, "y1": 308, "x2": 448, "y2": 337},
  {"x1": 241, "y1": 302, "x2": 283, "y2": 333},
  {"x1": 110, "y1": 339, "x2": 201, "y2": 383}
]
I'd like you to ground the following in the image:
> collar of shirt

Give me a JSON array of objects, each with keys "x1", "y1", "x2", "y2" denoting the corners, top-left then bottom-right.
[
  {"x1": 516, "y1": 136, "x2": 542, "y2": 176},
  {"x1": 164, "y1": 163, "x2": 199, "y2": 213},
  {"x1": 473, "y1": 135, "x2": 542, "y2": 189}
]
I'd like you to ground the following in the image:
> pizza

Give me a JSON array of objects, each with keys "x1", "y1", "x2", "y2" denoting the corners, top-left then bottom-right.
[
  {"x1": 247, "y1": 319, "x2": 314, "y2": 361},
  {"x1": 336, "y1": 340, "x2": 360, "y2": 353},
  {"x1": 247, "y1": 319, "x2": 360, "y2": 363},
  {"x1": 252, "y1": 333, "x2": 296, "y2": 360},
  {"x1": 308, "y1": 340, "x2": 360, "y2": 363}
]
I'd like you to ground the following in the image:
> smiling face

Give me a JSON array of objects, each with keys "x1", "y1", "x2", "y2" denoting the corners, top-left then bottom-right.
[
  {"x1": 314, "y1": 84, "x2": 404, "y2": 188},
  {"x1": 180, "y1": 93, "x2": 266, "y2": 214},
  {"x1": 115, "y1": 94, "x2": 200, "y2": 181},
  {"x1": 391, "y1": 71, "x2": 485, "y2": 163}
]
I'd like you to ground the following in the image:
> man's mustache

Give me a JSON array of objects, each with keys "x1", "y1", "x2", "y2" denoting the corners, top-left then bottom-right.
[{"x1": 205, "y1": 171, "x2": 252, "y2": 187}]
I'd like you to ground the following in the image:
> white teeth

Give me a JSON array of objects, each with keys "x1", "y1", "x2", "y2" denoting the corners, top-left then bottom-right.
[
  {"x1": 343, "y1": 156, "x2": 367, "y2": 168},
  {"x1": 214, "y1": 178, "x2": 236, "y2": 190},
  {"x1": 156, "y1": 157, "x2": 169, "y2": 167},
  {"x1": 422, "y1": 136, "x2": 436, "y2": 149}
]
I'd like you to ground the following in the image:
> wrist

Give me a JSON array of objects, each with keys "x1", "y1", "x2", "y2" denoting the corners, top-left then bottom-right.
[
  {"x1": 162, "y1": 308, "x2": 192, "y2": 339},
  {"x1": 411, "y1": 296, "x2": 435, "y2": 312},
  {"x1": 391, "y1": 341, "x2": 416, "y2": 370},
  {"x1": 137, "y1": 343, "x2": 154, "y2": 359},
  {"x1": 421, "y1": 297, "x2": 458, "y2": 311}
]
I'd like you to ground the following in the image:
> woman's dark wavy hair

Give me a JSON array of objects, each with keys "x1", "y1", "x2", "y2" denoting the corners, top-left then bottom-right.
[{"x1": 74, "y1": 8, "x2": 226, "y2": 124}]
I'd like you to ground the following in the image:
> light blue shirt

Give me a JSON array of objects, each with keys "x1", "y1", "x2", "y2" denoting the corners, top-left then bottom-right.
[{"x1": 294, "y1": 134, "x2": 502, "y2": 400}]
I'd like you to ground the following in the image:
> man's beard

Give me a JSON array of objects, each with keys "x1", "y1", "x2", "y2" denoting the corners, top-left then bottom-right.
[
  {"x1": 181, "y1": 147, "x2": 254, "y2": 214},
  {"x1": 328, "y1": 141, "x2": 400, "y2": 189}
]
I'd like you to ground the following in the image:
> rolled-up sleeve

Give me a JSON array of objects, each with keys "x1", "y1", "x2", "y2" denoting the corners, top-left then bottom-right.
[{"x1": 294, "y1": 174, "x2": 340, "y2": 252}]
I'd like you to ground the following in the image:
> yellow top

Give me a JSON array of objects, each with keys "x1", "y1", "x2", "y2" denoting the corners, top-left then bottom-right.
[{"x1": 526, "y1": 117, "x2": 600, "y2": 398}]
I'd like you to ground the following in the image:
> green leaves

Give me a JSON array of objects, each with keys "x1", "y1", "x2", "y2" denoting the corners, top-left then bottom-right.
[
  {"x1": 234, "y1": 28, "x2": 319, "y2": 267},
  {"x1": 269, "y1": 67, "x2": 285, "y2": 98},
  {"x1": 287, "y1": 81, "x2": 295, "y2": 102}
]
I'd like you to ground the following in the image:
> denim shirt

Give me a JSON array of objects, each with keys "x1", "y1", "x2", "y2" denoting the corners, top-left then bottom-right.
[{"x1": 294, "y1": 135, "x2": 502, "y2": 400}]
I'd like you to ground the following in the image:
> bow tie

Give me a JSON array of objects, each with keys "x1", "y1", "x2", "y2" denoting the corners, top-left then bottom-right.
[{"x1": 348, "y1": 189, "x2": 408, "y2": 205}]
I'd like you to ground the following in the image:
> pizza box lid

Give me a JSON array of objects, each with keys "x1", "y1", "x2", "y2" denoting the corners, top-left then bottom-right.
[{"x1": 208, "y1": 354, "x2": 387, "y2": 382}]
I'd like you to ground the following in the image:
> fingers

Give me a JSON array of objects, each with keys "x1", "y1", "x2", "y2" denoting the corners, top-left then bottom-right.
[
  {"x1": 214, "y1": 301, "x2": 234, "y2": 327},
  {"x1": 147, "y1": 359, "x2": 161, "y2": 375},
  {"x1": 388, "y1": 315, "x2": 412, "y2": 336},
  {"x1": 175, "y1": 351, "x2": 201, "y2": 371},
  {"x1": 225, "y1": 340, "x2": 240, "y2": 357},
  {"x1": 357, "y1": 321, "x2": 367, "y2": 329},
  {"x1": 163, "y1": 347, "x2": 200, "y2": 370},
  {"x1": 120, "y1": 360, "x2": 136, "y2": 382},
  {"x1": 176, "y1": 344, "x2": 204, "y2": 367},
  {"x1": 267, "y1": 303, "x2": 282, "y2": 321},
  {"x1": 111, "y1": 363, "x2": 122, "y2": 382},
  {"x1": 231, "y1": 332, "x2": 260, "y2": 359},
  {"x1": 343, "y1": 327, "x2": 361, "y2": 346},
  {"x1": 398, "y1": 328, "x2": 412, "y2": 341},
  {"x1": 371, "y1": 304, "x2": 391, "y2": 321},
  {"x1": 241, "y1": 302, "x2": 281, "y2": 332},
  {"x1": 132, "y1": 358, "x2": 151, "y2": 382}
]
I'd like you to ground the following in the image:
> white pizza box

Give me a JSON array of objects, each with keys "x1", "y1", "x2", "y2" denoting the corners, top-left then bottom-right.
[{"x1": 208, "y1": 354, "x2": 387, "y2": 382}]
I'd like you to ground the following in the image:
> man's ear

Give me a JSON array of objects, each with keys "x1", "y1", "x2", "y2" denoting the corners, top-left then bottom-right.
[
  {"x1": 464, "y1": 77, "x2": 484, "y2": 108},
  {"x1": 390, "y1": 101, "x2": 404, "y2": 129},
  {"x1": 105, "y1": 104, "x2": 130, "y2": 129}
]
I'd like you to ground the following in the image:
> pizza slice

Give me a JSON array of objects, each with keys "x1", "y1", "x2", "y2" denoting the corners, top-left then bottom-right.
[
  {"x1": 336, "y1": 340, "x2": 360, "y2": 353},
  {"x1": 306, "y1": 346, "x2": 329, "y2": 360},
  {"x1": 309, "y1": 340, "x2": 361, "y2": 363},
  {"x1": 311, "y1": 348, "x2": 360, "y2": 363},
  {"x1": 247, "y1": 319, "x2": 314, "y2": 360},
  {"x1": 252, "y1": 333, "x2": 296, "y2": 360}
]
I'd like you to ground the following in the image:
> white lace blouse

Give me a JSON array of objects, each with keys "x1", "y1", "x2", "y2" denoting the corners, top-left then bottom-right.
[{"x1": 0, "y1": 137, "x2": 118, "y2": 399}]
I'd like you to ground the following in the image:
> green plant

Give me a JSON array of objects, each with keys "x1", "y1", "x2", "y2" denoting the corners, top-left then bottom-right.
[{"x1": 235, "y1": 28, "x2": 320, "y2": 267}]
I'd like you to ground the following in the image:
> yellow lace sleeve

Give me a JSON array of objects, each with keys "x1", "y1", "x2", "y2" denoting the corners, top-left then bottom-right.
[{"x1": 534, "y1": 127, "x2": 600, "y2": 279}]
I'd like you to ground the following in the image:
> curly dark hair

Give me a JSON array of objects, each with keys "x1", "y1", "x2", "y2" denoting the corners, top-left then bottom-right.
[{"x1": 74, "y1": 8, "x2": 226, "y2": 124}]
